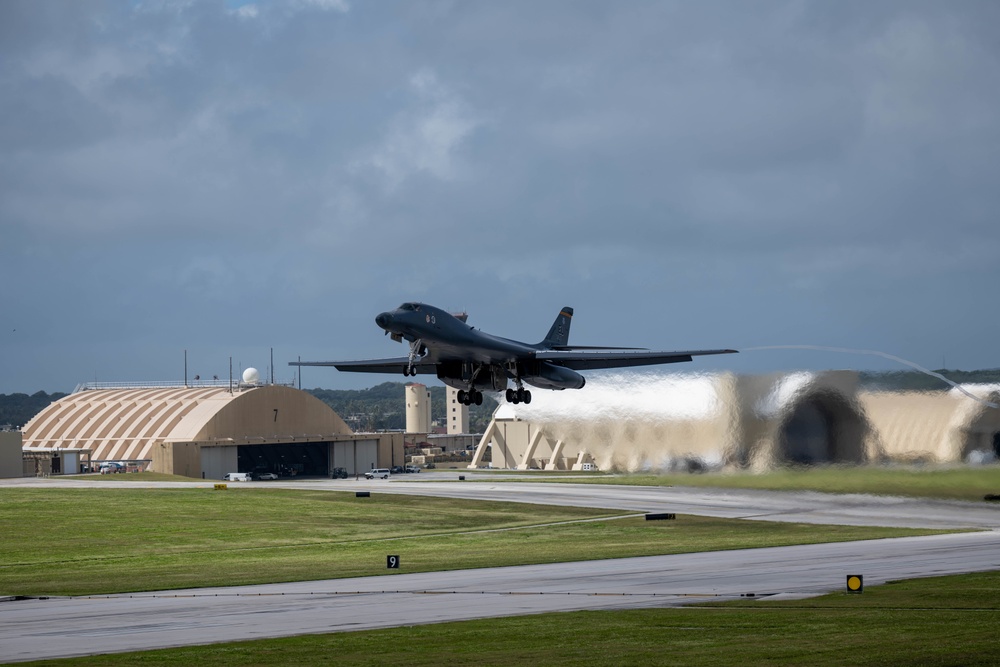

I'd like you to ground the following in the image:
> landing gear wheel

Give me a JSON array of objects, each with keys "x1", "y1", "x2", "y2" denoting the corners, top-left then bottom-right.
[
  {"x1": 505, "y1": 388, "x2": 515, "y2": 403},
  {"x1": 522, "y1": 390, "x2": 531, "y2": 404},
  {"x1": 474, "y1": 391, "x2": 483, "y2": 406},
  {"x1": 457, "y1": 390, "x2": 467, "y2": 404}
]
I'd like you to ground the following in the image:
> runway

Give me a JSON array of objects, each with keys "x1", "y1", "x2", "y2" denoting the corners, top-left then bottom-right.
[{"x1": 2, "y1": 475, "x2": 999, "y2": 662}]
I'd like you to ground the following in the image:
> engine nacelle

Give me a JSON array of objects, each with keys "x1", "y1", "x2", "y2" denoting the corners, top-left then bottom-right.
[
  {"x1": 436, "y1": 362, "x2": 508, "y2": 392},
  {"x1": 523, "y1": 361, "x2": 586, "y2": 390}
]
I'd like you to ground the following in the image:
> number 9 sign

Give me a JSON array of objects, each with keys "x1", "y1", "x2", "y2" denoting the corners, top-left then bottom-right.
[{"x1": 387, "y1": 555, "x2": 400, "y2": 569}]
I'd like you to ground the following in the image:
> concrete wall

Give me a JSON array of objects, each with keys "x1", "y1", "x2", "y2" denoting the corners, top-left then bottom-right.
[{"x1": 0, "y1": 431, "x2": 22, "y2": 478}]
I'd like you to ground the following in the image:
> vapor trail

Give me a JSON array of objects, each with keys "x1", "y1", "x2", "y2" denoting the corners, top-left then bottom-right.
[{"x1": 744, "y1": 345, "x2": 999, "y2": 409}]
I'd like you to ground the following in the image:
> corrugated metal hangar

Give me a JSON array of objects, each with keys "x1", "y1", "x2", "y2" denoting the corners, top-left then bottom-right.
[{"x1": 21, "y1": 383, "x2": 403, "y2": 479}]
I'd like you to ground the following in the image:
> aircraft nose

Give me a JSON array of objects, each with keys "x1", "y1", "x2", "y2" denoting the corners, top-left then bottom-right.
[{"x1": 375, "y1": 312, "x2": 392, "y2": 329}]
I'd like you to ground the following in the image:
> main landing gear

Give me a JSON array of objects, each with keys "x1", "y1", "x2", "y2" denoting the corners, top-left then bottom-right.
[
  {"x1": 505, "y1": 387, "x2": 531, "y2": 404},
  {"x1": 457, "y1": 389, "x2": 483, "y2": 406}
]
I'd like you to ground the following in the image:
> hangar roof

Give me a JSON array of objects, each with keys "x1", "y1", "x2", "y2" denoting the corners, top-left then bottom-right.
[{"x1": 22, "y1": 385, "x2": 352, "y2": 461}]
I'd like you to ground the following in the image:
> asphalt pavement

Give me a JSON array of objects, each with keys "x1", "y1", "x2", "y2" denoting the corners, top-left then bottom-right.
[{"x1": 2, "y1": 474, "x2": 999, "y2": 662}]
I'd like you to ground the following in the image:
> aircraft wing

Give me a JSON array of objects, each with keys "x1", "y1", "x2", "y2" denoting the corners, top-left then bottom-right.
[
  {"x1": 289, "y1": 358, "x2": 438, "y2": 374},
  {"x1": 534, "y1": 348, "x2": 738, "y2": 371}
]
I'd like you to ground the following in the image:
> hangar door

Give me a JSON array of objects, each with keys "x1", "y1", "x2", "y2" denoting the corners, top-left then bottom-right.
[
  {"x1": 238, "y1": 442, "x2": 331, "y2": 477},
  {"x1": 330, "y1": 439, "x2": 378, "y2": 475}
]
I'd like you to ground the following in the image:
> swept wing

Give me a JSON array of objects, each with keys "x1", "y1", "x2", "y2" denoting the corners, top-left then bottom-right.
[
  {"x1": 290, "y1": 359, "x2": 438, "y2": 374},
  {"x1": 535, "y1": 348, "x2": 737, "y2": 371}
]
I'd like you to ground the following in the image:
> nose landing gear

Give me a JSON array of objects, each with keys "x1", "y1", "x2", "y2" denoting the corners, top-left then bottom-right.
[{"x1": 402, "y1": 339, "x2": 425, "y2": 377}]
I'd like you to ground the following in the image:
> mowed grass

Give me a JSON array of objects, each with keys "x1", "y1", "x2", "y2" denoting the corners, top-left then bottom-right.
[
  {"x1": 0, "y1": 488, "x2": 945, "y2": 597},
  {"x1": 18, "y1": 570, "x2": 1000, "y2": 667},
  {"x1": 550, "y1": 465, "x2": 1000, "y2": 501}
]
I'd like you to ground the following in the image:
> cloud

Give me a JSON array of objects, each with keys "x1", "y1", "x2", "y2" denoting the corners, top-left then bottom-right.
[
  {"x1": 2, "y1": 1, "x2": 999, "y2": 392},
  {"x1": 357, "y1": 68, "x2": 485, "y2": 190}
]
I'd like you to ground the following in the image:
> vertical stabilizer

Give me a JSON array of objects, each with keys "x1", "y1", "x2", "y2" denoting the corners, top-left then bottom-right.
[{"x1": 541, "y1": 307, "x2": 573, "y2": 348}]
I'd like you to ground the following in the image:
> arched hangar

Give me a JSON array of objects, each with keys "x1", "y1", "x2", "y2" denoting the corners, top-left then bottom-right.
[
  {"x1": 22, "y1": 384, "x2": 403, "y2": 478},
  {"x1": 469, "y1": 371, "x2": 878, "y2": 472}
]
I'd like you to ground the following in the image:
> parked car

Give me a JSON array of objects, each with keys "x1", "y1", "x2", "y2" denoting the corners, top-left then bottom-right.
[
  {"x1": 256, "y1": 472, "x2": 278, "y2": 480},
  {"x1": 364, "y1": 468, "x2": 391, "y2": 479},
  {"x1": 390, "y1": 466, "x2": 404, "y2": 474},
  {"x1": 331, "y1": 467, "x2": 349, "y2": 479},
  {"x1": 223, "y1": 472, "x2": 251, "y2": 482},
  {"x1": 404, "y1": 465, "x2": 421, "y2": 473}
]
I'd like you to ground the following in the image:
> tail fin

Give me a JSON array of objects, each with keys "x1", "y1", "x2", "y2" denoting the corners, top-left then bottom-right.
[{"x1": 540, "y1": 307, "x2": 573, "y2": 348}]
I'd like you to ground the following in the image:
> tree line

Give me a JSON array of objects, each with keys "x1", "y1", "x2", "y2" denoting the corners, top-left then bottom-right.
[
  {"x1": 306, "y1": 382, "x2": 496, "y2": 432},
  {"x1": 0, "y1": 391, "x2": 69, "y2": 428},
  {"x1": 4, "y1": 369, "x2": 997, "y2": 431}
]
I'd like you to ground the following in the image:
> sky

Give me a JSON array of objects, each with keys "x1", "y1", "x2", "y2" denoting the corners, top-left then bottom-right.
[{"x1": 1, "y1": 0, "x2": 998, "y2": 394}]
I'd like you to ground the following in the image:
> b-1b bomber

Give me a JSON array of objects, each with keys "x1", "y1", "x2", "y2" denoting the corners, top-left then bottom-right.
[{"x1": 291, "y1": 303, "x2": 737, "y2": 405}]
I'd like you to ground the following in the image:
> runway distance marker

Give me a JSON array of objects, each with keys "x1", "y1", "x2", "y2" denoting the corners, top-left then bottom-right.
[
  {"x1": 214, "y1": 484, "x2": 227, "y2": 490},
  {"x1": 356, "y1": 491, "x2": 371, "y2": 498},
  {"x1": 846, "y1": 575, "x2": 863, "y2": 593},
  {"x1": 387, "y1": 555, "x2": 400, "y2": 569},
  {"x1": 645, "y1": 513, "x2": 676, "y2": 521}
]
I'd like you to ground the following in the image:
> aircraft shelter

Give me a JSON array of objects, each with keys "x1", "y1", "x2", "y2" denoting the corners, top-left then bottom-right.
[
  {"x1": 469, "y1": 371, "x2": 1000, "y2": 472},
  {"x1": 21, "y1": 384, "x2": 403, "y2": 479}
]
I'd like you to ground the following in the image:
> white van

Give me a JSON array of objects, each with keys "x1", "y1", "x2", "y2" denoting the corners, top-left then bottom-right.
[
  {"x1": 364, "y1": 468, "x2": 391, "y2": 480},
  {"x1": 224, "y1": 472, "x2": 251, "y2": 482}
]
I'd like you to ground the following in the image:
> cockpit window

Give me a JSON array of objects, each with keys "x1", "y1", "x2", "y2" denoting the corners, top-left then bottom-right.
[{"x1": 399, "y1": 303, "x2": 420, "y2": 312}]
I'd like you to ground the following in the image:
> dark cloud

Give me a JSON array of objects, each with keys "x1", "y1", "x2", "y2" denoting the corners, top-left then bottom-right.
[{"x1": 1, "y1": 0, "x2": 998, "y2": 392}]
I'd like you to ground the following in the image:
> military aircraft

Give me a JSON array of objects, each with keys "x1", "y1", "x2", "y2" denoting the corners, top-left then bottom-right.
[{"x1": 291, "y1": 303, "x2": 737, "y2": 405}]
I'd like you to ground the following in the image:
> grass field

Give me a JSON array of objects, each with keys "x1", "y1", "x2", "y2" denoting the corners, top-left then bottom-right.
[
  {"x1": 17, "y1": 570, "x2": 1000, "y2": 666},
  {"x1": 0, "y1": 487, "x2": 946, "y2": 597},
  {"x1": 538, "y1": 465, "x2": 1000, "y2": 501}
]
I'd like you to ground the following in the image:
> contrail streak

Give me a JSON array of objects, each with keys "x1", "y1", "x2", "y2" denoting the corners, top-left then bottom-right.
[{"x1": 744, "y1": 345, "x2": 999, "y2": 409}]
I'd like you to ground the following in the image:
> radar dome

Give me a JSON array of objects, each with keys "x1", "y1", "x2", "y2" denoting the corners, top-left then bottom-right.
[{"x1": 242, "y1": 367, "x2": 261, "y2": 384}]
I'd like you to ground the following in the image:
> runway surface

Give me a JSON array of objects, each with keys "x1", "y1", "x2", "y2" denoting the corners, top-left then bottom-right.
[{"x1": 2, "y1": 475, "x2": 999, "y2": 662}]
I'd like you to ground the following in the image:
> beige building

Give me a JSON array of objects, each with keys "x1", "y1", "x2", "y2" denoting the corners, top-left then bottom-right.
[
  {"x1": 405, "y1": 383, "x2": 432, "y2": 434},
  {"x1": 22, "y1": 382, "x2": 403, "y2": 478},
  {"x1": 446, "y1": 386, "x2": 470, "y2": 434},
  {"x1": 469, "y1": 371, "x2": 1000, "y2": 471}
]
